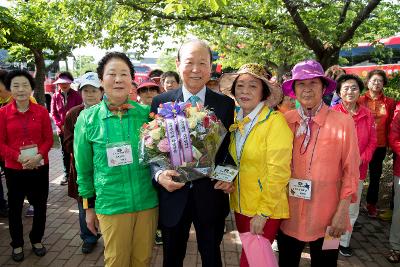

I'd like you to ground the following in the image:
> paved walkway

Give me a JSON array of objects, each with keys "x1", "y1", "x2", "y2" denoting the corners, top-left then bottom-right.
[{"x1": 0, "y1": 148, "x2": 399, "y2": 266}]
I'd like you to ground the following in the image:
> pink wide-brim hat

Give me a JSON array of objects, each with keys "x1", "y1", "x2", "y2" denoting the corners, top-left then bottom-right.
[
  {"x1": 282, "y1": 60, "x2": 336, "y2": 98},
  {"x1": 53, "y1": 77, "x2": 73, "y2": 85},
  {"x1": 137, "y1": 80, "x2": 160, "y2": 92}
]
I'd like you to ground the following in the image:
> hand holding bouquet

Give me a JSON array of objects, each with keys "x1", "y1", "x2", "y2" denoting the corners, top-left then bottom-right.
[{"x1": 139, "y1": 101, "x2": 227, "y2": 183}]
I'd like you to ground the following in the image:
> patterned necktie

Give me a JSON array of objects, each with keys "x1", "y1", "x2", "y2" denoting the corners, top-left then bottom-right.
[
  {"x1": 188, "y1": 95, "x2": 201, "y2": 106},
  {"x1": 229, "y1": 117, "x2": 251, "y2": 135}
]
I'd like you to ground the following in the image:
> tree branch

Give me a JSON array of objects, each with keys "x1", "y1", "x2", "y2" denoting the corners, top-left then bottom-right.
[
  {"x1": 117, "y1": 0, "x2": 277, "y2": 31},
  {"x1": 338, "y1": 0, "x2": 381, "y2": 45},
  {"x1": 338, "y1": 0, "x2": 351, "y2": 24},
  {"x1": 45, "y1": 51, "x2": 70, "y2": 72},
  {"x1": 282, "y1": 0, "x2": 324, "y2": 56}
]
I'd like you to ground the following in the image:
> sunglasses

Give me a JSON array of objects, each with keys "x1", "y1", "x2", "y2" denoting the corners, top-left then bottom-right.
[{"x1": 138, "y1": 86, "x2": 159, "y2": 93}]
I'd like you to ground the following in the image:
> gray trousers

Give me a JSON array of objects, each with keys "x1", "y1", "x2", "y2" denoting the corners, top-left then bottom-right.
[
  {"x1": 340, "y1": 180, "x2": 363, "y2": 247},
  {"x1": 390, "y1": 176, "x2": 400, "y2": 250}
]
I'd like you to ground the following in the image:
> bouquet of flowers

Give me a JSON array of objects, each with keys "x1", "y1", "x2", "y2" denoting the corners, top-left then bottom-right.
[{"x1": 139, "y1": 101, "x2": 227, "y2": 183}]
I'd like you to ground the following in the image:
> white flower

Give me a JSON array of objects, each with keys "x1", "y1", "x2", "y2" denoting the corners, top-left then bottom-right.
[
  {"x1": 148, "y1": 128, "x2": 162, "y2": 141},
  {"x1": 187, "y1": 117, "x2": 198, "y2": 129}
]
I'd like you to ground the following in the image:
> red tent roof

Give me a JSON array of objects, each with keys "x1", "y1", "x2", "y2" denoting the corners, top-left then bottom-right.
[
  {"x1": 357, "y1": 35, "x2": 400, "y2": 47},
  {"x1": 380, "y1": 36, "x2": 400, "y2": 45}
]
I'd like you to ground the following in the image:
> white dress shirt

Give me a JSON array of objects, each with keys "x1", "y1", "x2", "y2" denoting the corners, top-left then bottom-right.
[{"x1": 182, "y1": 86, "x2": 207, "y2": 104}]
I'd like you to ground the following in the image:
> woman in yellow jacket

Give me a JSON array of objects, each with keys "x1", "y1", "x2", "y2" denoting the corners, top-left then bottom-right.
[{"x1": 222, "y1": 64, "x2": 293, "y2": 267}]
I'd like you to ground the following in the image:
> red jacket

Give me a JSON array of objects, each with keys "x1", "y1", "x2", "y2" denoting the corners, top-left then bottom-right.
[
  {"x1": 50, "y1": 89, "x2": 82, "y2": 134},
  {"x1": 389, "y1": 103, "x2": 400, "y2": 176},
  {"x1": 358, "y1": 91, "x2": 396, "y2": 147},
  {"x1": 0, "y1": 100, "x2": 53, "y2": 169},
  {"x1": 332, "y1": 104, "x2": 377, "y2": 180}
]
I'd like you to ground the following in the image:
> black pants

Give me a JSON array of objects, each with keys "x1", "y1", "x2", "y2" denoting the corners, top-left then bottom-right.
[
  {"x1": 277, "y1": 231, "x2": 339, "y2": 267},
  {"x1": 161, "y1": 192, "x2": 225, "y2": 267},
  {"x1": 5, "y1": 165, "x2": 49, "y2": 248},
  {"x1": 59, "y1": 133, "x2": 70, "y2": 177},
  {"x1": 0, "y1": 160, "x2": 7, "y2": 208},
  {"x1": 367, "y1": 147, "x2": 387, "y2": 205}
]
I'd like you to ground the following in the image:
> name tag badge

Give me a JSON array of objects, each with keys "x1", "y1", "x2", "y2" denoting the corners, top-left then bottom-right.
[
  {"x1": 211, "y1": 165, "x2": 239, "y2": 183},
  {"x1": 289, "y1": 178, "x2": 312, "y2": 200},
  {"x1": 106, "y1": 142, "x2": 133, "y2": 167}
]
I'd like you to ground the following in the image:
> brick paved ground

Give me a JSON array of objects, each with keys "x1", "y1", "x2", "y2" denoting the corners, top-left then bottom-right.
[{"x1": 0, "y1": 147, "x2": 399, "y2": 266}]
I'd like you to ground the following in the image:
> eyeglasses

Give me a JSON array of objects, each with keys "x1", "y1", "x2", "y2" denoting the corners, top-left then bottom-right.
[
  {"x1": 341, "y1": 86, "x2": 359, "y2": 92},
  {"x1": 369, "y1": 79, "x2": 383, "y2": 84}
]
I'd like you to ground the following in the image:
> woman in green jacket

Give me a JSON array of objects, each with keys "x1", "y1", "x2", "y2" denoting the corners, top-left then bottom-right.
[{"x1": 74, "y1": 52, "x2": 158, "y2": 267}]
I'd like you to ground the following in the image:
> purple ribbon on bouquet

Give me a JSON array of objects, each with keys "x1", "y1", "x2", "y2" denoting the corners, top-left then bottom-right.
[{"x1": 159, "y1": 102, "x2": 193, "y2": 166}]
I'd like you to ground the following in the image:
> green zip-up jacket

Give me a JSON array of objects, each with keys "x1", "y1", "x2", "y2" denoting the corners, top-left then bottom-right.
[{"x1": 74, "y1": 100, "x2": 158, "y2": 215}]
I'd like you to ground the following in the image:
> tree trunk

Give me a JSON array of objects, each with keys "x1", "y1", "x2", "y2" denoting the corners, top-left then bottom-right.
[
  {"x1": 32, "y1": 48, "x2": 46, "y2": 106},
  {"x1": 46, "y1": 58, "x2": 60, "y2": 74},
  {"x1": 316, "y1": 49, "x2": 340, "y2": 70},
  {"x1": 277, "y1": 62, "x2": 292, "y2": 84}
]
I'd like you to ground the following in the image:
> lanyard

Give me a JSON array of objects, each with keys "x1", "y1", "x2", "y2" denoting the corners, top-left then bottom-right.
[
  {"x1": 0, "y1": 96, "x2": 12, "y2": 107},
  {"x1": 104, "y1": 110, "x2": 131, "y2": 144},
  {"x1": 306, "y1": 126, "x2": 320, "y2": 178},
  {"x1": 236, "y1": 117, "x2": 257, "y2": 162},
  {"x1": 299, "y1": 117, "x2": 312, "y2": 155},
  {"x1": 18, "y1": 110, "x2": 34, "y2": 146},
  {"x1": 293, "y1": 124, "x2": 321, "y2": 178}
]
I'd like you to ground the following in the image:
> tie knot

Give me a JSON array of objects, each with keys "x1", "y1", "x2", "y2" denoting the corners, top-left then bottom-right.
[{"x1": 188, "y1": 95, "x2": 201, "y2": 106}]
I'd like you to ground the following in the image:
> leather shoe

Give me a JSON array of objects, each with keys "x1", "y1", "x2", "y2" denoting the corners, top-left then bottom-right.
[
  {"x1": 81, "y1": 242, "x2": 96, "y2": 254},
  {"x1": 32, "y1": 243, "x2": 47, "y2": 257},
  {"x1": 0, "y1": 207, "x2": 8, "y2": 217},
  {"x1": 60, "y1": 176, "x2": 68, "y2": 185},
  {"x1": 12, "y1": 247, "x2": 24, "y2": 262}
]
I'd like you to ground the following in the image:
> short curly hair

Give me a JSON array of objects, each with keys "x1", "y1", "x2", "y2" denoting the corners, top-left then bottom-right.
[
  {"x1": 0, "y1": 69, "x2": 8, "y2": 86},
  {"x1": 97, "y1": 52, "x2": 135, "y2": 80},
  {"x1": 366, "y1": 69, "x2": 388, "y2": 86},
  {"x1": 335, "y1": 74, "x2": 365, "y2": 95},
  {"x1": 325, "y1": 65, "x2": 346, "y2": 81},
  {"x1": 160, "y1": 71, "x2": 180, "y2": 85},
  {"x1": 149, "y1": 69, "x2": 164, "y2": 78},
  {"x1": 4, "y1": 70, "x2": 35, "y2": 91}
]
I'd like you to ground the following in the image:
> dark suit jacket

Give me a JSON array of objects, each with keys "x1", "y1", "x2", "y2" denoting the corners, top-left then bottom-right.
[{"x1": 150, "y1": 87, "x2": 235, "y2": 227}]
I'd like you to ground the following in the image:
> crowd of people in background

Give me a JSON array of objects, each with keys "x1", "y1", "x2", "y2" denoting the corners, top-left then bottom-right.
[{"x1": 0, "y1": 38, "x2": 399, "y2": 266}]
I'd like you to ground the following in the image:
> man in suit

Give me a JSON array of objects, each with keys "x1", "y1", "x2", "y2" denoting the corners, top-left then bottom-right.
[{"x1": 150, "y1": 39, "x2": 235, "y2": 267}]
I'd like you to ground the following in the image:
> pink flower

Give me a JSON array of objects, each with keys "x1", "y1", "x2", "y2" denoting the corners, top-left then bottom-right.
[
  {"x1": 157, "y1": 138, "x2": 170, "y2": 153},
  {"x1": 145, "y1": 136, "x2": 154, "y2": 148}
]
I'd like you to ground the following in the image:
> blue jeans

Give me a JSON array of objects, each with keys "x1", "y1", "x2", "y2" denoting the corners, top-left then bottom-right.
[{"x1": 77, "y1": 200, "x2": 98, "y2": 244}]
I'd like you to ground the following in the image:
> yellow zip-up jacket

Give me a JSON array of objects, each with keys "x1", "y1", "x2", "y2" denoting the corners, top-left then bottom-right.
[{"x1": 229, "y1": 106, "x2": 293, "y2": 219}]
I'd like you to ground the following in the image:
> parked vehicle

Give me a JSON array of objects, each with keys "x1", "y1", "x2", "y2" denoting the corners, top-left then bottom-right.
[
  {"x1": 134, "y1": 65, "x2": 151, "y2": 84},
  {"x1": 340, "y1": 35, "x2": 400, "y2": 78}
]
